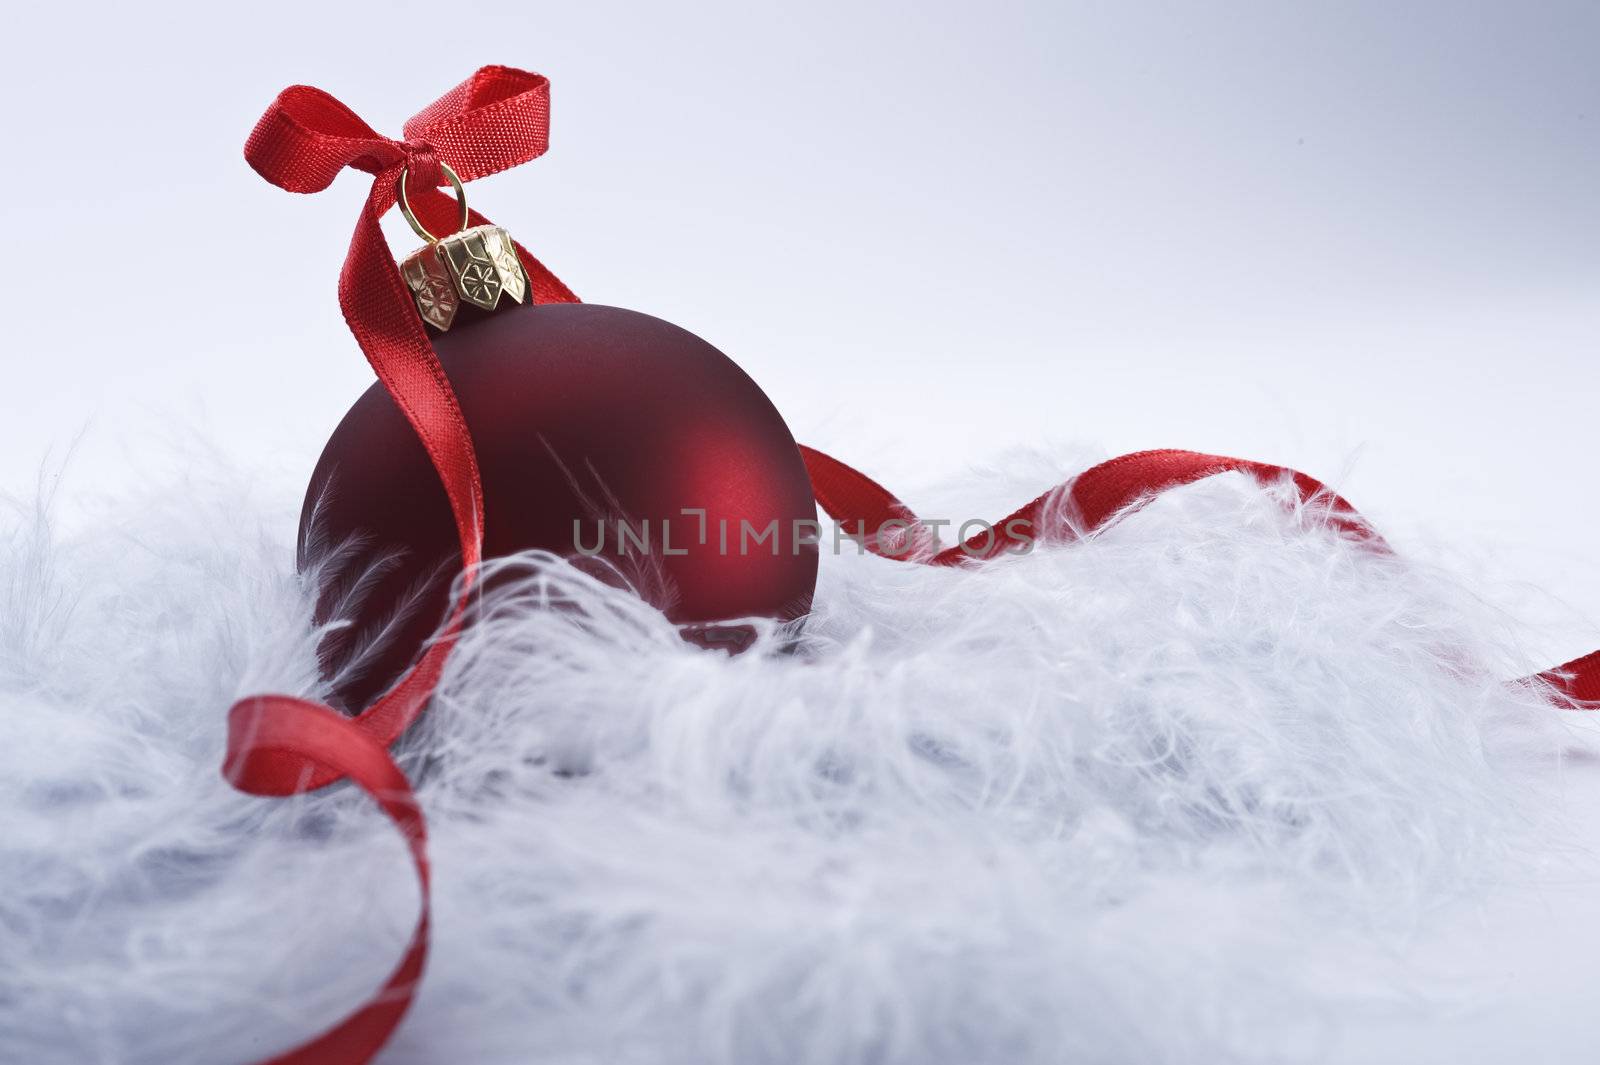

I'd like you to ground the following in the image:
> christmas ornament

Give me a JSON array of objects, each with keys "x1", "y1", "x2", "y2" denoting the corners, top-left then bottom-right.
[
  {"x1": 221, "y1": 65, "x2": 1600, "y2": 1065},
  {"x1": 303, "y1": 297, "x2": 819, "y2": 712}
]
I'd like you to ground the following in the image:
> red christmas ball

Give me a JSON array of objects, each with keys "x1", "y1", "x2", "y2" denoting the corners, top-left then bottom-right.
[{"x1": 300, "y1": 302, "x2": 819, "y2": 712}]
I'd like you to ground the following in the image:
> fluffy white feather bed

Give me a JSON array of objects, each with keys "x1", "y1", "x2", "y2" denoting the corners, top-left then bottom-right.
[{"x1": 3, "y1": 449, "x2": 1598, "y2": 1064}]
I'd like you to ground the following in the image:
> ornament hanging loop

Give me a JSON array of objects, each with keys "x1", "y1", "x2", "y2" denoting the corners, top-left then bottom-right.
[
  {"x1": 397, "y1": 161, "x2": 469, "y2": 244},
  {"x1": 396, "y1": 155, "x2": 529, "y2": 331},
  {"x1": 396, "y1": 154, "x2": 529, "y2": 329}
]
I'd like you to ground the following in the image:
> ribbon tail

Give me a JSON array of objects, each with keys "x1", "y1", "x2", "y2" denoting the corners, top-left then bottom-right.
[
  {"x1": 800, "y1": 446, "x2": 1600, "y2": 695},
  {"x1": 225, "y1": 697, "x2": 431, "y2": 1065}
]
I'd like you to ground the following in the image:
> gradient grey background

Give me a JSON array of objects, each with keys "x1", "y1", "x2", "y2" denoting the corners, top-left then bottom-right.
[{"x1": 2, "y1": 0, "x2": 1596, "y2": 661}]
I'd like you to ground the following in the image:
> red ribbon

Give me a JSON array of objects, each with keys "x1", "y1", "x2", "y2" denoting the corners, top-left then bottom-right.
[
  {"x1": 801, "y1": 444, "x2": 1600, "y2": 701},
  {"x1": 231, "y1": 66, "x2": 1600, "y2": 1064},
  {"x1": 802, "y1": 445, "x2": 1388, "y2": 563},
  {"x1": 230, "y1": 66, "x2": 580, "y2": 1064}
]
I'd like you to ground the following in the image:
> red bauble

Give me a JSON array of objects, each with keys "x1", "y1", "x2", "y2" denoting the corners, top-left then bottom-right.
[{"x1": 301, "y1": 302, "x2": 819, "y2": 711}]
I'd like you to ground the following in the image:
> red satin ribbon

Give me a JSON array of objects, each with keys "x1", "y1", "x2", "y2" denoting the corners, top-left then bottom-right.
[
  {"x1": 231, "y1": 67, "x2": 1599, "y2": 1065},
  {"x1": 802, "y1": 445, "x2": 1387, "y2": 564},
  {"x1": 799, "y1": 444, "x2": 1600, "y2": 700},
  {"x1": 230, "y1": 66, "x2": 580, "y2": 1064}
]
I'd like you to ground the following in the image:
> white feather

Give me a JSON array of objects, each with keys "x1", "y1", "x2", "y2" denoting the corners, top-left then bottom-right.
[{"x1": 0, "y1": 450, "x2": 1590, "y2": 1064}]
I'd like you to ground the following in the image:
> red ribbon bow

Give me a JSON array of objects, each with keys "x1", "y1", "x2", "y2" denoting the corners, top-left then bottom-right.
[{"x1": 227, "y1": 66, "x2": 1600, "y2": 1065}]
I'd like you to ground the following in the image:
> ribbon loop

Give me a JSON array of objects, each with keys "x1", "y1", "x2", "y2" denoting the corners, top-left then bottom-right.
[
  {"x1": 245, "y1": 66, "x2": 554, "y2": 197},
  {"x1": 245, "y1": 84, "x2": 406, "y2": 192},
  {"x1": 401, "y1": 65, "x2": 553, "y2": 181}
]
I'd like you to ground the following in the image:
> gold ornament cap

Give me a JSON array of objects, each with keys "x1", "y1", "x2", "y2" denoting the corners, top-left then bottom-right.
[{"x1": 396, "y1": 163, "x2": 529, "y2": 331}]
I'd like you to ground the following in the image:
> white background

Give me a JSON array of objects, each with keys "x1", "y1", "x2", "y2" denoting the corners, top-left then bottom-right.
[{"x1": 2, "y1": 0, "x2": 1597, "y2": 664}]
